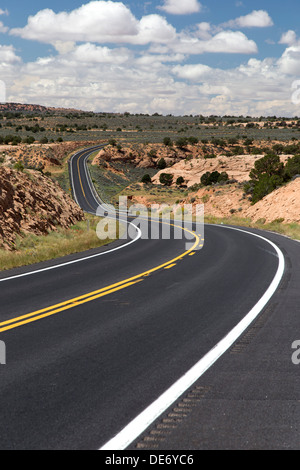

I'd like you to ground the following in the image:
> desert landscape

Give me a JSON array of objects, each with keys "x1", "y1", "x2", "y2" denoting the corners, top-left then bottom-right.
[
  {"x1": 1, "y1": 2, "x2": 300, "y2": 452},
  {"x1": 0, "y1": 103, "x2": 299, "y2": 255},
  {"x1": 91, "y1": 139, "x2": 300, "y2": 224}
]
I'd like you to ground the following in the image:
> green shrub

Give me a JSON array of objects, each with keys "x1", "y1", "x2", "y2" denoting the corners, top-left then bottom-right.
[
  {"x1": 141, "y1": 174, "x2": 152, "y2": 184},
  {"x1": 245, "y1": 154, "x2": 286, "y2": 204},
  {"x1": 13, "y1": 161, "x2": 25, "y2": 172},
  {"x1": 284, "y1": 155, "x2": 300, "y2": 180},
  {"x1": 249, "y1": 154, "x2": 284, "y2": 181},
  {"x1": 188, "y1": 136, "x2": 198, "y2": 145},
  {"x1": 201, "y1": 171, "x2": 229, "y2": 186},
  {"x1": 176, "y1": 137, "x2": 188, "y2": 149},
  {"x1": 159, "y1": 173, "x2": 173, "y2": 186},
  {"x1": 157, "y1": 157, "x2": 167, "y2": 170},
  {"x1": 23, "y1": 136, "x2": 35, "y2": 144},
  {"x1": 163, "y1": 137, "x2": 173, "y2": 147},
  {"x1": 148, "y1": 149, "x2": 157, "y2": 158},
  {"x1": 108, "y1": 138, "x2": 117, "y2": 147}
]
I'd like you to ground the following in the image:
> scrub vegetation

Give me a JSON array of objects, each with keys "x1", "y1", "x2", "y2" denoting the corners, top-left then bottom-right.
[
  {"x1": 0, "y1": 104, "x2": 299, "y2": 265},
  {"x1": 0, "y1": 215, "x2": 122, "y2": 271}
]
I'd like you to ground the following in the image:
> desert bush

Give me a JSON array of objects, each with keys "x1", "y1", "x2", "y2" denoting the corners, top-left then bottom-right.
[
  {"x1": 249, "y1": 154, "x2": 284, "y2": 181},
  {"x1": 176, "y1": 176, "x2": 184, "y2": 186},
  {"x1": 13, "y1": 161, "x2": 25, "y2": 172},
  {"x1": 188, "y1": 136, "x2": 199, "y2": 145},
  {"x1": 245, "y1": 154, "x2": 288, "y2": 204},
  {"x1": 176, "y1": 137, "x2": 188, "y2": 149},
  {"x1": 157, "y1": 157, "x2": 167, "y2": 170},
  {"x1": 284, "y1": 155, "x2": 300, "y2": 180},
  {"x1": 159, "y1": 173, "x2": 173, "y2": 186},
  {"x1": 201, "y1": 171, "x2": 229, "y2": 186},
  {"x1": 163, "y1": 137, "x2": 173, "y2": 147},
  {"x1": 108, "y1": 138, "x2": 117, "y2": 147},
  {"x1": 141, "y1": 174, "x2": 152, "y2": 184}
]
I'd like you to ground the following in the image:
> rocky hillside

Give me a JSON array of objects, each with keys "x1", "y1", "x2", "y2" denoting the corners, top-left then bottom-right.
[
  {"x1": 245, "y1": 178, "x2": 300, "y2": 223},
  {"x1": 92, "y1": 142, "x2": 184, "y2": 168},
  {"x1": 92, "y1": 142, "x2": 300, "y2": 224},
  {"x1": 1, "y1": 140, "x2": 100, "y2": 172},
  {"x1": 130, "y1": 176, "x2": 300, "y2": 224},
  {"x1": 152, "y1": 154, "x2": 290, "y2": 186},
  {"x1": 0, "y1": 166, "x2": 84, "y2": 250},
  {"x1": 0, "y1": 103, "x2": 83, "y2": 114},
  {"x1": 91, "y1": 140, "x2": 295, "y2": 175}
]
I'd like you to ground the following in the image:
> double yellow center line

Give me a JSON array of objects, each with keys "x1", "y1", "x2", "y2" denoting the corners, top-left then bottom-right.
[
  {"x1": 0, "y1": 229, "x2": 201, "y2": 333},
  {"x1": 76, "y1": 149, "x2": 97, "y2": 212},
  {"x1": 0, "y1": 146, "x2": 203, "y2": 333}
]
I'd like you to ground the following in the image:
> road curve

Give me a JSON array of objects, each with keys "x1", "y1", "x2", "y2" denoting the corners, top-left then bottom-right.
[
  {"x1": 69, "y1": 144, "x2": 106, "y2": 214},
  {"x1": 0, "y1": 144, "x2": 292, "y2": 450}
]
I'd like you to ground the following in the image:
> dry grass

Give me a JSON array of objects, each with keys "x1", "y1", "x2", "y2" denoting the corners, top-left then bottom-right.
[
  {"x1": 0, "y1": 214, "x2": 123, "y2": 271},
  {"x1": 204, "y1": 214, "x2": 300, "y2": 241}
]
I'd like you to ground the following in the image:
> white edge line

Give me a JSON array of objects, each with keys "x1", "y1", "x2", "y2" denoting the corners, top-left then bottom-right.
[
  {"x1": 69, "y1": 152, "x2": 79, "y2": 206},
  {"x1": 0, "y1": 221, "x2": 141, "y2": 283},
  {"x1": 99, "y1": 225, "x2": 285, "y2": 450},
  {"x1": 0, "y1": 145, "x2": 141, "y2": 283}
]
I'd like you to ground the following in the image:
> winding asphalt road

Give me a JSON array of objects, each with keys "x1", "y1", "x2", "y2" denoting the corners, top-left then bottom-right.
[{"x1": 0, "y1": 145, "x2": 299, "y2": 450}]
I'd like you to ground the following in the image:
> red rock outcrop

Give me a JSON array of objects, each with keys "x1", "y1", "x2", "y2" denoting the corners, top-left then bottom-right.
[{"x1": 0, "y1": 166, "x2": 84, "y2": 249}]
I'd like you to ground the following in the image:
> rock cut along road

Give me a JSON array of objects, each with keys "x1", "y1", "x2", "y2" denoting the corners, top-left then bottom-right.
[{"x1": 0, "y1": 145, "x2": 298, "y2": 450}]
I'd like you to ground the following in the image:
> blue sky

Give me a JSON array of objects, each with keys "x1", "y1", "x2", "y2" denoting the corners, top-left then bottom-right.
[{"x1": 0, "y1": 0, "x2": 299, "y2": 115}]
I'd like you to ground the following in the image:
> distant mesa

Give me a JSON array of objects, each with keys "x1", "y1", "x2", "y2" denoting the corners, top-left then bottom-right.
[{"x1": 0, "y1": 102, "x2": 84, "y2": 114}]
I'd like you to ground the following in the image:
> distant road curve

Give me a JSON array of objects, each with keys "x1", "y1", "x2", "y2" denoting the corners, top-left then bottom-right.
[
  {"x1": 69, "y1": 144, "x2": 285, "y2": 450},
  {"x1": 69, "y1": 143, "x2": 107, "y2": 214},
  {"x1": 0, "y1": 144, "x2": 287, "y2": 450}
]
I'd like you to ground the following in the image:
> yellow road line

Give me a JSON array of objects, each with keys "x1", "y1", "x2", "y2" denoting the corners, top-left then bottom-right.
[
  {"x1": 77, "y1": 153, "x2": 86, "y2": 198},
  {"x1": 76, "y1": 151, "x2": 95, "y2": 212},
  {"x1": 1, "y1": 228, "x2": 199, "y2": 333},
  {"x1": 0, "y1": 280, "x2": 142, "y2": 333},
  {"x1": 1, "y1": 152, "x2": 201, "y2": 334},
  {"x1": 164, "y1": 264, "x2": 176, "y2": 269},
  {"x1": 2, "y1": 228, "x2": 199, "y2": 332},
  {"x1": 0, "y1": 278, "x2": 143, "y2": 328}
]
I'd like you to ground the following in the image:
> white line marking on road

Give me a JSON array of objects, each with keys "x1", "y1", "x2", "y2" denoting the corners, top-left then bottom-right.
[
  {"x1": 100, "y1": 225, "x2": 285, "y2": 450},
  {"x1": 0, "y1": 222, "x2": 142, "y2": 283},
  {"x1": 0, "y1": 145, "x2": 142, "y2": 283}
]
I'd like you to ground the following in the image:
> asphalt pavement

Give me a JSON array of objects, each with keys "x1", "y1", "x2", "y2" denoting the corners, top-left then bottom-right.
[{"x1": 0, "y1": 145, "x2": 297, "y2": 450}]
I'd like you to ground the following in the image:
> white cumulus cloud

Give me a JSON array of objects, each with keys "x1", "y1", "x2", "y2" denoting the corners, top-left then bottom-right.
[
  {"x1": 172, "y1": 63, "x2": 212, "y2": 81},
  {"x1": 222, "y1": 10, "x2": 273, "y2": 29},
  {"x1": 10, "y1": 2, "x2": 139, "y2": 43},
  {"x1": 2, "y1": 43, "x2": 300, "y2": 117},
  {"x1": 70, "y1": 43, "x2": 133, "y2": 65},
  {"x1": 0, "y1": 45, "x2": 21, "y2": 64},
  {"x1": 279, "y1": 30, "x2": 298, "y2": 46},
  {"x1": 171, "y1": 30, "x2": 257, "y2": 55},
  {"x1": 3, "y1": 1, "x2": 300, "y2": 117},
  {"x1": 0, "y1": 21, "x2": 8, "y2": 33},
  {"x1": 10, "y1": 1, "x2": 176, "y2": 46},
  {"x1": 158, "y1": 0, "x2": 202, "y2": 15},
  {"x1": 277, "y1": 45, "x2": 300, "y2": 75}
]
